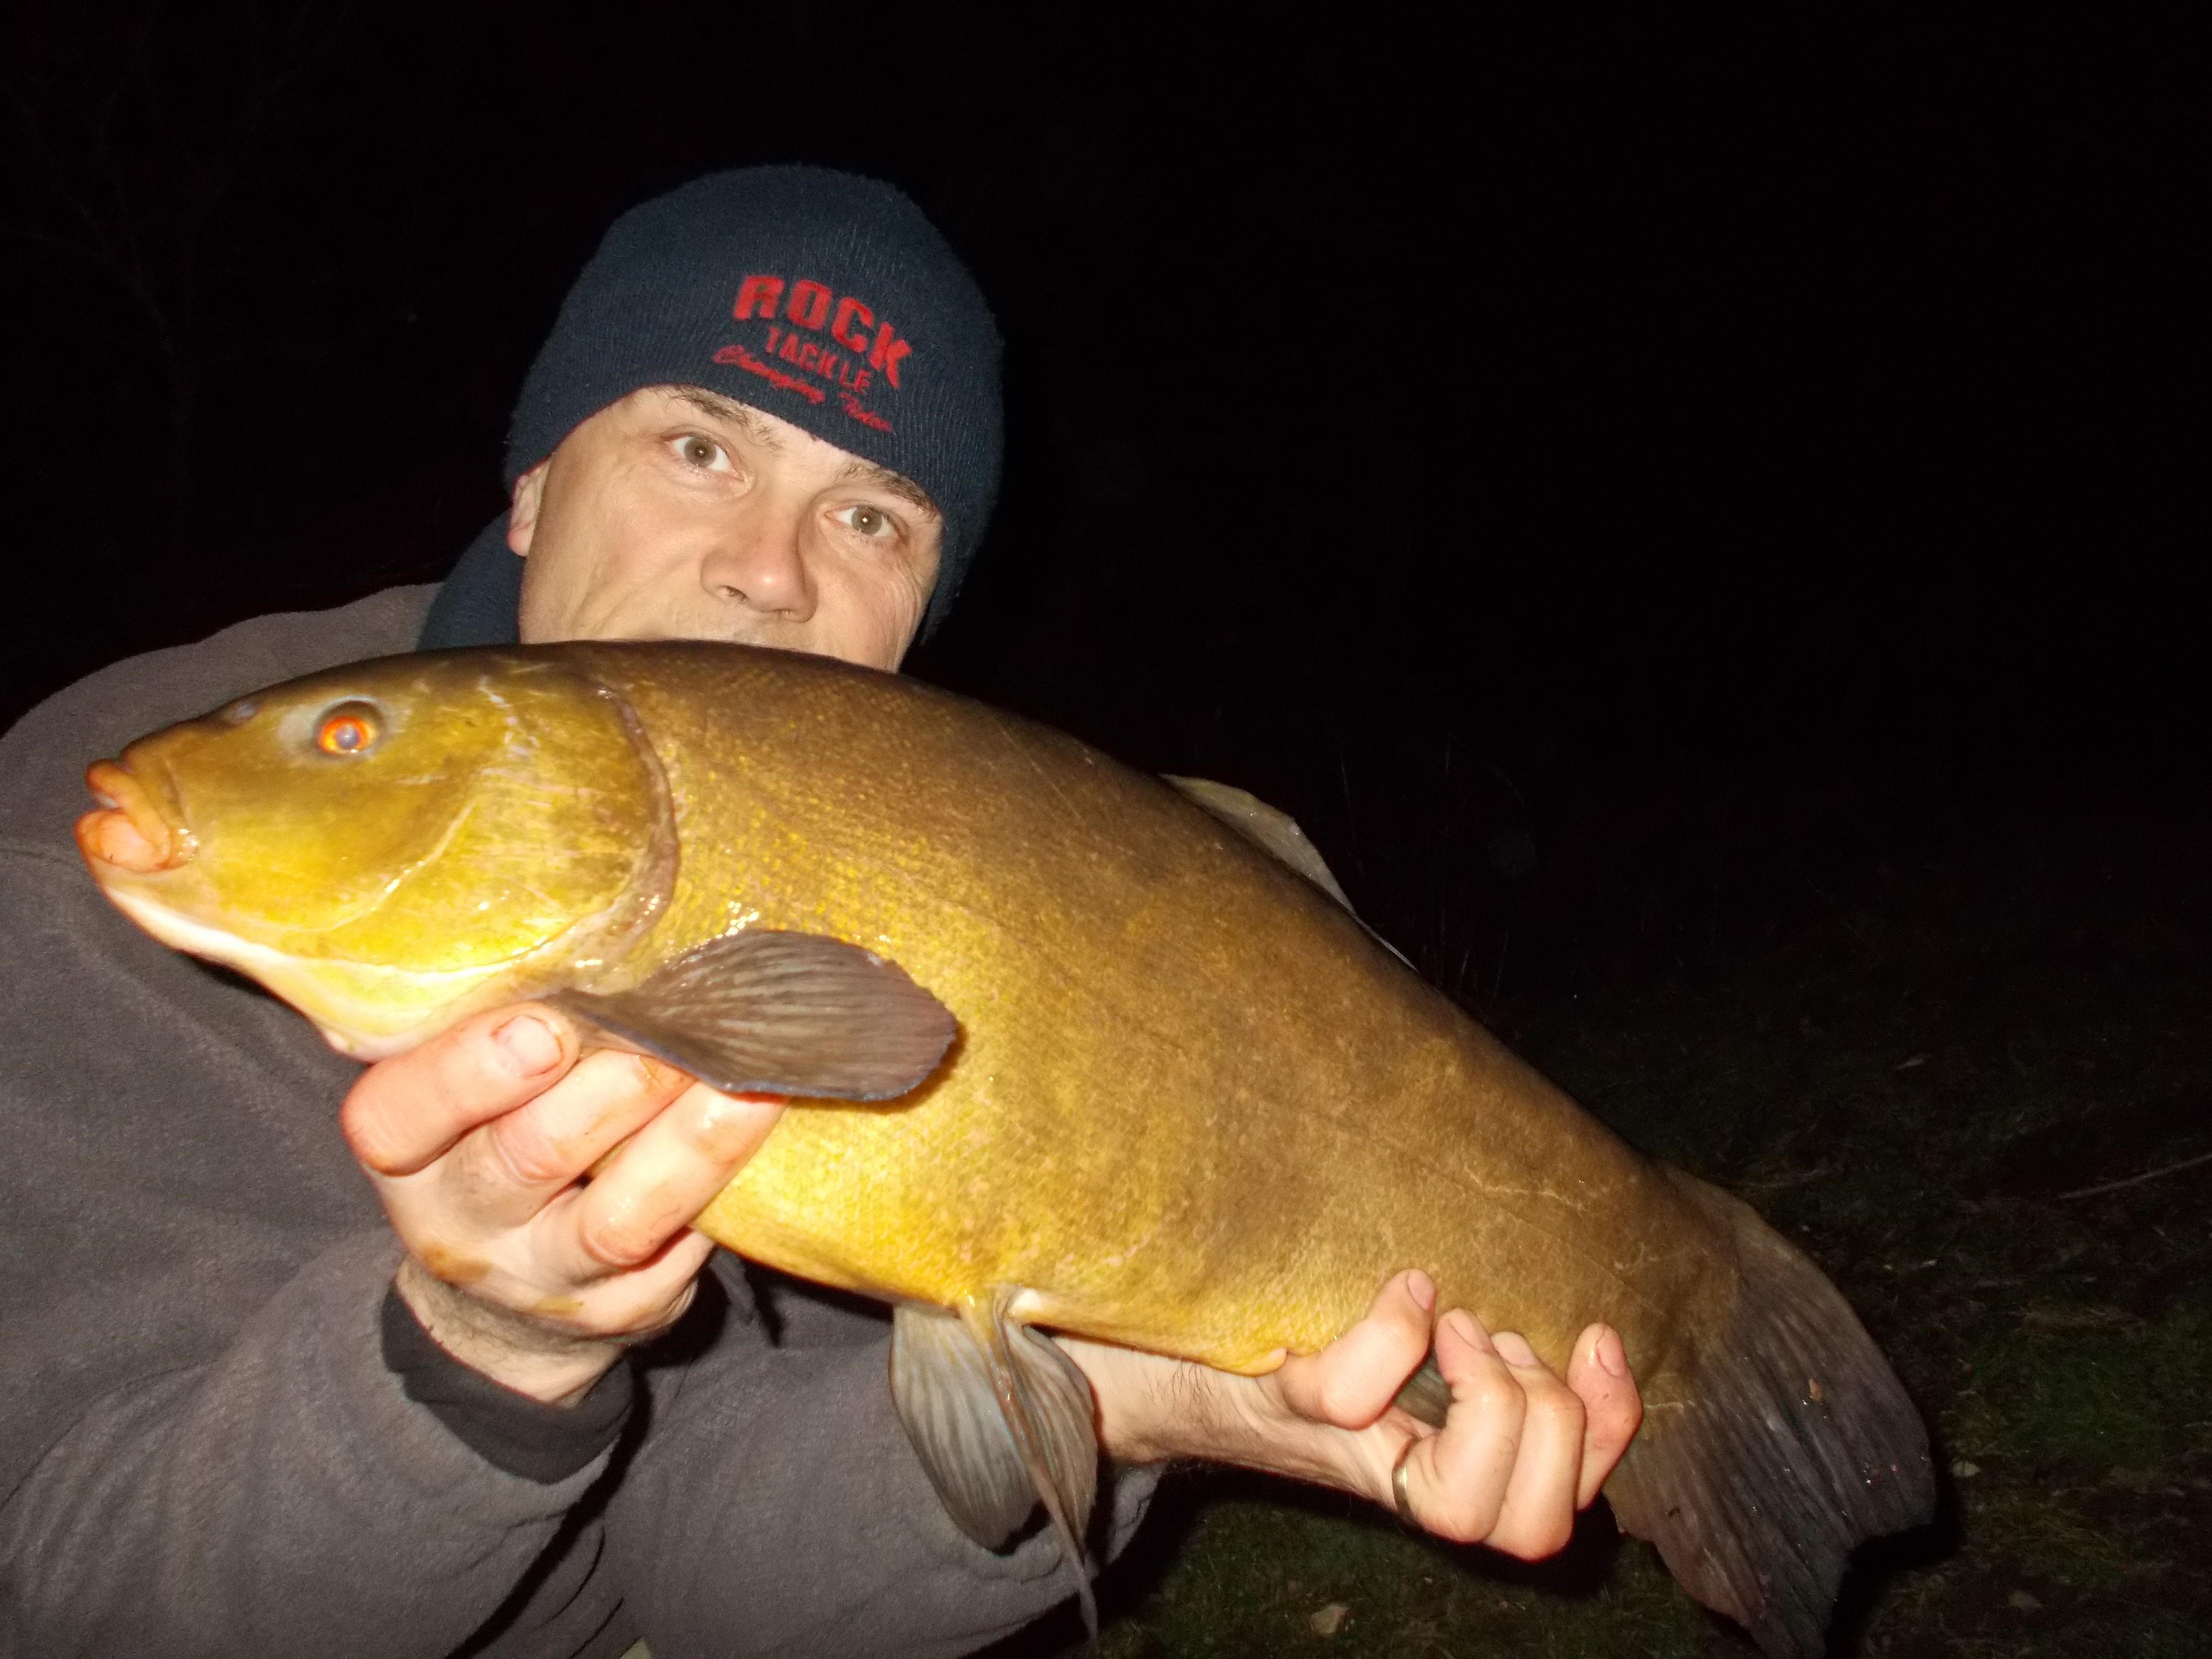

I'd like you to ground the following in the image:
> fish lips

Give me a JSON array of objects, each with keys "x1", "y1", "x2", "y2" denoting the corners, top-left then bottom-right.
[{"x1": 77, "y1": 756, "x2": 193, "y2": 876}]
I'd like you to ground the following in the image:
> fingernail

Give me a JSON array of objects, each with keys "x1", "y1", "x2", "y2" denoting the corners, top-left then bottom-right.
[
  {"x1": 1441, "y1": 1308, "x2": 1490, "y2": 1351},
  {"x1": 1406, "y1": 1269, "x2": 1436, "y2": 1311},
  {"x1": 493, "y1": 1015, "x2": 561, "y2": 1075},
  {"x1": 1493, "y1": 1330, "x2": 1539, "y2": 1368},
  {"x1": 1595, "y1": 1326, "x2": 1631, "y2": 1379}
]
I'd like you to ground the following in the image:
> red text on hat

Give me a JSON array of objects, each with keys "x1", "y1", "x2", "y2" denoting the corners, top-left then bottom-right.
[{"x1": 733, "y1": 276, "x2": 910, "y2": 389}]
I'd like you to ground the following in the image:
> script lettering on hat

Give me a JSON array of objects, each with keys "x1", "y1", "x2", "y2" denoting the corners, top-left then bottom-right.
[
  {"x1": 709, "y1": 344, "x2": 825, "y2": 407},
  {"x1": 722, "y1": 274, "x2": 904, "y2": 433}
]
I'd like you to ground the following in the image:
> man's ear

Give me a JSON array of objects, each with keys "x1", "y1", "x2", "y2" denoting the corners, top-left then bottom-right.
[{"x1": 507, "y1": 462, "x2": 550, "y2": 556}]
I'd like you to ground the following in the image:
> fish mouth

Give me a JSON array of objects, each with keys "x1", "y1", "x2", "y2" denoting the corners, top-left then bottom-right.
[{"x1": 76, "y1": 758, "x2": 192, "y2": 875}]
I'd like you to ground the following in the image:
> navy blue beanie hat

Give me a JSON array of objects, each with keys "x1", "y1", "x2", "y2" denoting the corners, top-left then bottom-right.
[{"x1": 422, "y1": 166, "x2": 1001, "y2": 649}]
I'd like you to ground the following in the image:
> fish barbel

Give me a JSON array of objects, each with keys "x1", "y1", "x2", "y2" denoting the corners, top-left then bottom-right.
[{"x1": 75, "y1": 642, "x2": 1932, "y2": 1656}]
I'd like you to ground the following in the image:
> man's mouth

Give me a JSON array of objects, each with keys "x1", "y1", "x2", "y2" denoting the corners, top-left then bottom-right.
[{"x1": 77, "y1": 760, "x2": 192, "y2": 874}]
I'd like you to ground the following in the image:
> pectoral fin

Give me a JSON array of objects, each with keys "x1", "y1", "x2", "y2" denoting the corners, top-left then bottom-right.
[
  {"x1": 890, "y1": 1295, "x2": 1101, "y2": 1634},
  {"x1": 549, "y1": 930, "x2": 955, "y2": 1100}
]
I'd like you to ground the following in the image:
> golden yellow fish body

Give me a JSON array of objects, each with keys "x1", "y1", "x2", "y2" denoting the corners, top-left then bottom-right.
[{"x1": 586, "y1": 648, "x2": 1732, "y2": 1383}]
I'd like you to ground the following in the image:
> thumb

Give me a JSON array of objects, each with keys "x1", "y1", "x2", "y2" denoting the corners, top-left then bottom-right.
[{"x1": 1277, "y1": 1269, "x2": 1438, "y2": 1429}]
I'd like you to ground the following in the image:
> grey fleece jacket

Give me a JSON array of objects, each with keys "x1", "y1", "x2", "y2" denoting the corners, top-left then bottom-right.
[{"x1": 0, "y1": 588, "x2": 1152, "y2": 1658}]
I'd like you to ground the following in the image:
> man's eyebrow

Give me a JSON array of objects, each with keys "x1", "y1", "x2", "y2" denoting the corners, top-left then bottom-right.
[
  {"x1": 830, "y1": 455, "x2": 940, "y2": 518},
  {"x1": 669, "y1": 387, "x2": 782, "y2": 449}
]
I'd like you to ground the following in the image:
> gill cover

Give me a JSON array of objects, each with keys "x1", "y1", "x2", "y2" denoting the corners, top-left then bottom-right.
[{"x1": 90, "y1": 650, "x2": 675, "y2": 1050}]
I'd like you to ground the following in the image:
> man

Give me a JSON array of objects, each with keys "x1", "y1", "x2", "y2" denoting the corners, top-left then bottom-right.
[{"x1": 1, "y1": 168, "x2": 1639, "y2": 1657}]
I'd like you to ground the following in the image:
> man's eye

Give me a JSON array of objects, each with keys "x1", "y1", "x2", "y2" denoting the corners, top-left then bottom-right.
[
  {"x1": 671, "y1": 434, "x2": 731, "y2": 470},
  {"x1": 836, "y1": 504, "x2": 896, "y2": 540}
]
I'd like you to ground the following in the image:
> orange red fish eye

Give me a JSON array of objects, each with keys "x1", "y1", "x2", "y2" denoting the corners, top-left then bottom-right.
[{"x1": 315, "y1": 706, "x2": 380, "y2": 756}]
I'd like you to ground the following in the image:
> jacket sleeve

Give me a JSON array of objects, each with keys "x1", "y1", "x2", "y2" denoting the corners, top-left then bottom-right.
[
  {"x1": 1, "y1": 1233, "x2": 621, "y2": 1659},
  {"x1": 0, "y1": 844, "x2": 628, "y2": 1659},
  {"x1": 601, "y1": 1265, "x2": 1158, "y2": 1659}
]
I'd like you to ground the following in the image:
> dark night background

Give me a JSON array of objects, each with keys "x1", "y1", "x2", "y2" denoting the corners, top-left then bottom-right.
[{"x1": 4, "y1": 7, "x2": 2206, "y2": 1655}]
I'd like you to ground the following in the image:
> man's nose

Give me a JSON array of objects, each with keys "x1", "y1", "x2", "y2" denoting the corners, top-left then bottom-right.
[{"x1": 699, "y1": 510, "x2": 817, "y2": 622}]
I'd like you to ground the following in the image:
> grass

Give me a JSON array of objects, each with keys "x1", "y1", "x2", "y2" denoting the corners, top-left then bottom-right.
[{"x1": 991, "y1": 823, "x2": 2211, "y2": 1656}]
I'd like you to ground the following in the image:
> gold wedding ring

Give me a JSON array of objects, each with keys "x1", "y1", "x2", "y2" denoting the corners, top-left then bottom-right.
[{"x1": 1391, "y1": 1437, "x2": 1420, "y2": 1528}]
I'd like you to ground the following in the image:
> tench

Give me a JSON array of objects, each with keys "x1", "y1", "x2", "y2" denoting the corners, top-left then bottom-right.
[{"x1": 75, "y1": 643, "x2": 1932, "y2": 1657}]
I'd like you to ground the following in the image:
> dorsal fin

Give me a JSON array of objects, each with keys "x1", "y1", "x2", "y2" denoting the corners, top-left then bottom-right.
[
  {"x1": 1164, "y1": 776, "x2": 1353, "y2": 909},
  {"x1": 1166, "y1": 775, "x2": 1414, "y2": 967}
]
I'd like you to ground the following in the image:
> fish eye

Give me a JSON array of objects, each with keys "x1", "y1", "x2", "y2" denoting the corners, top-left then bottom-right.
[
  {"x1": 221, "y1": 698, "x2": 259, "y2": 725},
  {"x1": 314, "y1": 701, "x2": 383, "y2": 757}
]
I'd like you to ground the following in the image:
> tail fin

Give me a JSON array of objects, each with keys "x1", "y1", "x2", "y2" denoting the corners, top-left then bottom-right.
[{"x1": 1604, "y1": 1174, "x2": 1935, "y2": 1659}]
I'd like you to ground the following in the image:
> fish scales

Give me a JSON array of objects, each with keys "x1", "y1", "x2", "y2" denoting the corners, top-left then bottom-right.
[{"x1": 584, "y1": 647, "x2": 1729, "y2": 1375}]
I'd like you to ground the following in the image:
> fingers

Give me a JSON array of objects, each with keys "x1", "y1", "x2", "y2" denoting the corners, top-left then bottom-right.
[
  {"x1": 1401, "y1": 1310, "x2": 1525, "y2": 1542},
  {"x1": 1276, "y1": 1269, "x2": 1438, "y2": 1429},
  {"x1": 514, "y1": 1081, "x2": 780, "y2": 1334},
  {"x1": 515, "y1": 1213, "x2": 721, "y2": 1334},
  {"x1": 396, "y1": 1047, "x2": 695, "y2": 1238},
  {"x1": 342, "y1": 1006, "x2": 577, "y2": 1174},
  {"x1": 351, "y1": 1014, "x2": 774, "y2": 1302},
  {"x1": 1400, "y1": 1312, "x2": 1592, "y2": 1560},
  {"x1": 1477, "y1": 1328, "x2": 1586, "y2": 1558},
  {"x1": 344, "y1": 1004, "x2": 791, "y2": 1402},
  {"x1": 1075, "y1": 1263, "x2": 1640, "y2": 1574},
  {"x1": 1565, "y1": 1322, "x2": 1644, "y2": 1509},
  {"x1": 565, "y1": 1083, "x2": 785, "y2": 1274},
  {"x1": 479, "y1": 1052, "x2": 693, "y2": 1203}
]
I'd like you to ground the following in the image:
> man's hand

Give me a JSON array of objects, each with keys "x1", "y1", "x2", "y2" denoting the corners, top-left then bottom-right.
[
  {"x1": 340, "y1": 1005, "x2": 784, "y2": 1404},
  {"x1": 1062, "y1": 1271, "x2": 1642, "y2": 1560}
]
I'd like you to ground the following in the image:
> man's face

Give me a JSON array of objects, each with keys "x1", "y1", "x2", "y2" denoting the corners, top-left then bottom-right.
[{"x1": 509, "y1": 386, "x2": 944, "y2": 671}]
